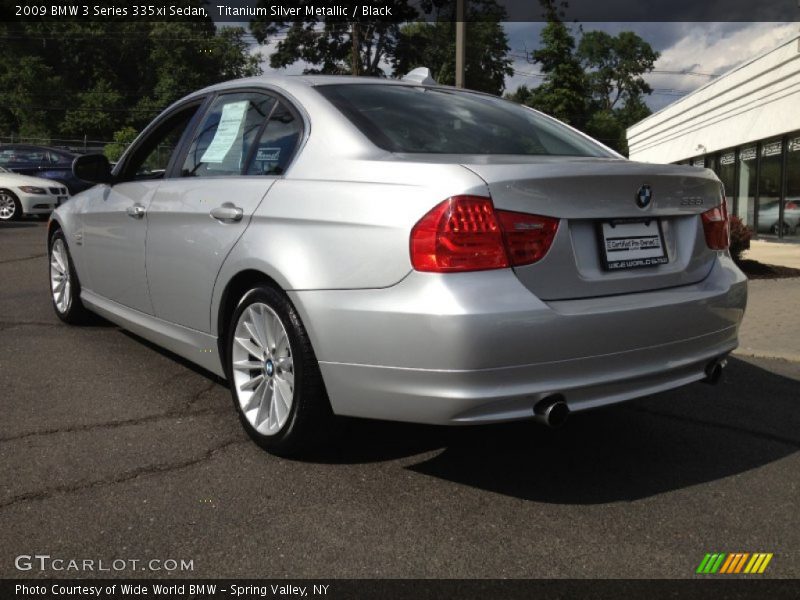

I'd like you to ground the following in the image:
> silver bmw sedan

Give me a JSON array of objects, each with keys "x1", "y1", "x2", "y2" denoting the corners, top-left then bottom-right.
[{"x1": 48, "y1": 74, "x2": 747, "y2": 455}]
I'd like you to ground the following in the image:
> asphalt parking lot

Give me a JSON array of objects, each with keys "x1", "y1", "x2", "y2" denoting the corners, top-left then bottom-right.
[{"x1": 1, "y1": 220, "x2": 799, "y2": 579}]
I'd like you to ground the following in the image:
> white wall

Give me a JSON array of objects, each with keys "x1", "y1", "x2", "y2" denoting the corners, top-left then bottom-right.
[{"x1": 627, "y1": 36, "x2": 800, "y2": 164}]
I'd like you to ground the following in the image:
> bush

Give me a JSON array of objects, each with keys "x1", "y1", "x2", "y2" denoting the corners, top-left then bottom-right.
[
  {"x1": 729, "y1": 215, "x2": 751, "y2": 262},
  {"x1": 103, "y1": 126, "x2": 138, "y2": 162}
]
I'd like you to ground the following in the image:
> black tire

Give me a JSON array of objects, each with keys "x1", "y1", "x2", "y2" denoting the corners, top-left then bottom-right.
[
  {"x1": 48, "y1": 229, "x2": 93, "y2": 324},
  {"x1": 226, "y1": 284, "x2": 337, "y2": 456},
  {"x1": 0, "y1": 189, "x2": 21, "y2": 222}
]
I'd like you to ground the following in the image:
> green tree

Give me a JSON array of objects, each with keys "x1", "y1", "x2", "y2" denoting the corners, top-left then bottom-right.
[
  {"x1": 0, "y1": 2, "x2": 261, "y2": 143},
  {"x1": 103, "y1": 126, "x2": 139, "y2": 162},
  {"x1": 577, "y1": 30, "x2": 658, "y2": 111},
  {"x1": 506, "y1": 1, "x2": 658, "y2": 154},
  {"x1": 251, "y1": 2, "x2": 420, "y2": 76},
  {"x1": 62, "y1": 79, "x2": 123, "y2": 139},
  {"x1": 577, "y1": 31, "x2": 658, "y2": 153},
  {"x1": 522, "y1": 0, "x2": 588, "y2": 127},
  {"x1": 393, "y1": 0, "x2": 512, "y2": 95},
  {"x1": 252, "y1": 0, "x2": 510, "y2": 93}
]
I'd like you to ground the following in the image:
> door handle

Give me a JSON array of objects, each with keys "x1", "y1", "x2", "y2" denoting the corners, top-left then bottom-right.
[
  {"x1": 126, "y1": 204, "x2": 146, "y2": 219},
  {"x1": 210, "y1": 203, "x2": 244, "y2": 222}
]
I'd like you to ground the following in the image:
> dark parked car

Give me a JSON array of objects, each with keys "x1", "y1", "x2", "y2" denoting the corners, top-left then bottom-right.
[{"x1": 0, "y1": 144, "x2": 93, "y2": 194}]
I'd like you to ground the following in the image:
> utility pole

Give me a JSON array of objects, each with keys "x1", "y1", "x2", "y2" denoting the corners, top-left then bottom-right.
[
  {"x1": 351, "y1": 22, "x2": 360, "y2": 76},
  {"x1": 455, "y1": 0, "x2": 466, "y2": 87}
]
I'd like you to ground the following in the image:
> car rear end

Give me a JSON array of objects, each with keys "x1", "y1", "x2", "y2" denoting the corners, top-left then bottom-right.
[{"x1": 285, "y1": 80, "x2": 747, "y2": 425}]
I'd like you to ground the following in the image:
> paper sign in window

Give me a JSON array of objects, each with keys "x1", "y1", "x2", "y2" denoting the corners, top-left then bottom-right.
[{"x1": 200, "y1": 101, "x2": 248, "y2": 163}]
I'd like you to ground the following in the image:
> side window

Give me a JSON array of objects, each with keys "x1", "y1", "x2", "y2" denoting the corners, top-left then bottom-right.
[
  {"x1": 20, "y1": 149, "x2": 46, "y2": 164},
  {"x1": 246, "y1": 101, "x2": 302, "y2": 176},
  {"x1": 182, "y1": 93, "x2": 276, "y2": 178},
  {"x1": 53, "y1": 152, "x2": 74, "y2": 167},
  {"x1": 120, "y1": 104, "x2": 201, "y2": 181}
]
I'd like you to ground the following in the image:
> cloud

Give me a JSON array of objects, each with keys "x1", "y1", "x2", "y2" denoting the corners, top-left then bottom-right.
[
  {"x1": 645, "y1": 22, "x2": 798, "y2": 110},
  {"x1": 504, "y1": 21, "x2": 799, "y2": 111}
]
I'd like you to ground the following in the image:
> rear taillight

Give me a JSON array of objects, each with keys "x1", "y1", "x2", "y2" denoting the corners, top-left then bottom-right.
[
  {"x1": 701, "y1": 201, "x2": 730, "y2": 250},
  {"x1": 786, "y1": 201, "x2": 798, "y2": 210},
  {"x1": 410, "y1": 195, "x2": 559, "y2": 272},
  {"x1": 496, "y1": 209, "x2": 560, "y2": 266}
]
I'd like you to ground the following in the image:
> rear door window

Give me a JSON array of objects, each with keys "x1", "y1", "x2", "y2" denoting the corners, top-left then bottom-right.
[
  {"x1": 182, "y1": 92, "x2": 276, "y2": 177},
  {"x1": 246, "y1": 101, "x2": 302, "y2": 176}
]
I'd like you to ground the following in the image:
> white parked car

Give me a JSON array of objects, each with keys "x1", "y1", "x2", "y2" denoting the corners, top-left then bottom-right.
[{"x1": 0, "y1": 166, "x2": 69, "y2": 221}]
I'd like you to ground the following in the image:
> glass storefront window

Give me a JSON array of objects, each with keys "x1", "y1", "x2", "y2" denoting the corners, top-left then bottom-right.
[
  {"x1": 757, "y1": 139, "x2": 783, "y2": 236},
  {"x1": 785, "y1": 136, "x2": 800, "y2": 240},
  {"x1": 737, "y1": 146, "x2": 757, "y2": 228},
  {"x1": 706, "y1": 154, "x2": 719, "y2": 175},
  {"x1": 719, "y1": 150, "x2": 736, "y2": 211}
]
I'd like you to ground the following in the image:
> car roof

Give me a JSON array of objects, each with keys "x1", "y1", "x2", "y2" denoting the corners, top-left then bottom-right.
[
  {"x1": 0, "y1": 143, "x2": 75, "y2": 154},
  {"x1": 187, "y1": 73, "x2": 466, "y2": 101}
]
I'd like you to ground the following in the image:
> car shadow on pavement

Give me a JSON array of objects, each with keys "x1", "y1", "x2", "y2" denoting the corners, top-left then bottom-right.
[
  {"x1": 314, "y1": 358, "x2": 800, "y2": 503},
  {"x1": 119, "y1": 329, "x2": 227, "y2": 384}
]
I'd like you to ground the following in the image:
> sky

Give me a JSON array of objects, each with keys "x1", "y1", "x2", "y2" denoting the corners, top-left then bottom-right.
[
  {"x1": 251, "y1": 22, "x2": 800, "y2": 113},
  {"x1": 503, "y1": 22, "x2": 799, "y2": 112}
]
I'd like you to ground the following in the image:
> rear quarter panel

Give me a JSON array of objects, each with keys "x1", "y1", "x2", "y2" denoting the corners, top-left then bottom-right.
[{"x1": 210, "y1": 159, "x2": 488, "y2": 334}]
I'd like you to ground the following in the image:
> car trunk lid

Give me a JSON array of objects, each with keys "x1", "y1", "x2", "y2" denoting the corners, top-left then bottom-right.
[{"x1": 461, "y1": 157, "x2": 723, "y2": 300}]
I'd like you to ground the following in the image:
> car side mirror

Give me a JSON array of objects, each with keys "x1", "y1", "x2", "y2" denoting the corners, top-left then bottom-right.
[{"x1": 72, "y1": 154, "x2": 113, "y2": 185}]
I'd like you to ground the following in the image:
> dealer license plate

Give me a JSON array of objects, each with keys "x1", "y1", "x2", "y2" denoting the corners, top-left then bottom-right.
[{"x1": 598, "y1": 218, "x2": 668, "y2": 270}]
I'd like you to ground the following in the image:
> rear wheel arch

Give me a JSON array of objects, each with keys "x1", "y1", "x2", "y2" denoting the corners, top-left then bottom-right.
[
  {"x1": 216, "y1": 269, "x2": 284, "y2": 370},
  {"x1": 220, "y1": 275, "x2": 338, "y2": 455}
]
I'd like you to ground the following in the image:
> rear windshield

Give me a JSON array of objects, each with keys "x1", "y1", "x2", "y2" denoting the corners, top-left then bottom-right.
[{"x1": 316, "y1": 84, "x2": 613, "y2": 157}]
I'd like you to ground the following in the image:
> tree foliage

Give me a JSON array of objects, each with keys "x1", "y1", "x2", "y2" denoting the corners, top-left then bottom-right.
[
  {"x1": 251, "y1": 2, "x2": 419, "y2": 76},
  {"x1": 524, "y1": 1, "x2": 588, "y2": 127},
  {"x1": 506, "y1": 0, "x2": 658, "y2": 154},
  {"x1": 578, "y1": 30, "x2": 658, "y2": 111},
  {"x1": 0, "y1": 2, "x2": 261, "y2": 143},
  {"x1": 252, "y1": 0, "x2": 511, "y2": 95},
  {"x1": 393, "y1": 0, "x2": 512, "y2": 95}
]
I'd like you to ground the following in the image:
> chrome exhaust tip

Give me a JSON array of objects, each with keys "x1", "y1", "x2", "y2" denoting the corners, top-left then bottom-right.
[
  {"x1": 703, "y1": 358, "x2": 727, "y2": 385},
  {"x1": 533, "y1": 395, "x2": 570, "y2": 428}
]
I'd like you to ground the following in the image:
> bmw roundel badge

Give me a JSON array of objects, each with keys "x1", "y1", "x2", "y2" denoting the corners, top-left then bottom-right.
[{"x1": 636, "y1": 184, "x2": 653, "y2": 209}]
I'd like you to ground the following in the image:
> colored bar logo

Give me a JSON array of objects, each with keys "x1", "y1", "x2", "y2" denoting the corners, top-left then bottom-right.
[{"x1": 696, "y1": 553, "x2": 773, "y2": 574}]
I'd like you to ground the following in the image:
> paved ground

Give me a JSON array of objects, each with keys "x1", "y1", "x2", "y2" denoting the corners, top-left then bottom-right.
[
  {"x1": 1, "y1": 220, "x2": 799, "y2": 579},
  {"x1": 736, "y1": 278, "x2": 800, "y2": 362},
  {"x1": 747, "y1": 239, "x2": 800, "y2": 269}
]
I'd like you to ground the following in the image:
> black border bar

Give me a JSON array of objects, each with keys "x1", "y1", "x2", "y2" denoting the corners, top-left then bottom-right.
[
  {"x1": 2, "y1": 0, "x2": 799, "y2": 23},
  {"x1": 4, "y1": 579, "x2": 800, "y2": 600}
]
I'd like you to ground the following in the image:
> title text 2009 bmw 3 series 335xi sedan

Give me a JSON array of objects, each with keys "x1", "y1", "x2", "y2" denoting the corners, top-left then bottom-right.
[{"x1": 48, "y1": 74, "x2": 747, "y2": 455}]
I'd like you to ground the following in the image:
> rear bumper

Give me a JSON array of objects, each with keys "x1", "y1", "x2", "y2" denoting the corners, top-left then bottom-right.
[{"x1": 290, "y1": 253, "x2": 747, "y2": 425}]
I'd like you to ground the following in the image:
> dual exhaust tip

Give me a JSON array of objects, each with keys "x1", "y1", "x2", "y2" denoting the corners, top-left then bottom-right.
[
  {"x1": 703, "y1": 357, "x2": 727, "y2": 385},
  {"x1": 532, "y1": 357, "x2": 727, "y2": 428},
  {"x1": 533, "y1": 395, "x2": 570, "y2": 428}
]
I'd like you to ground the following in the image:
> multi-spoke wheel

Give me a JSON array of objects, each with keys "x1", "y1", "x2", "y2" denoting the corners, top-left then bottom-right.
[
  {"x1": 227, "y1": 284, "x2": 336, "y2": 455},
  {"x1": 48, "y1": 229, "x2": 91, "y2": 324},
  {"x1": 0, "y1": 190, "x2": 21, "y2": 221},
  {"x1": 50, "y1": 237, "x2": 72, "y2": 314},
  {"x1": 232, "y1": 302, "x2": 295, "y2": 435}
]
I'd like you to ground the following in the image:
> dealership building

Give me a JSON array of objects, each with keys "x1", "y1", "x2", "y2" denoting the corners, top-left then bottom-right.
[{"x1": 627, "y1": 34, "x2": 800, "y2": 241}]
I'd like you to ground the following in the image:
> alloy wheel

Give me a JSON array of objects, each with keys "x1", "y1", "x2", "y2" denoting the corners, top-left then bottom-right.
[
  {"x1": 0, "y1": 192, "x2": 16, "y2": 220},
  {"x1": 50, "y1": 238, "x2": 72, "y2": 314},
  {"x1": 231, "y1": 302, "x2": 295, "y2": 436}
]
